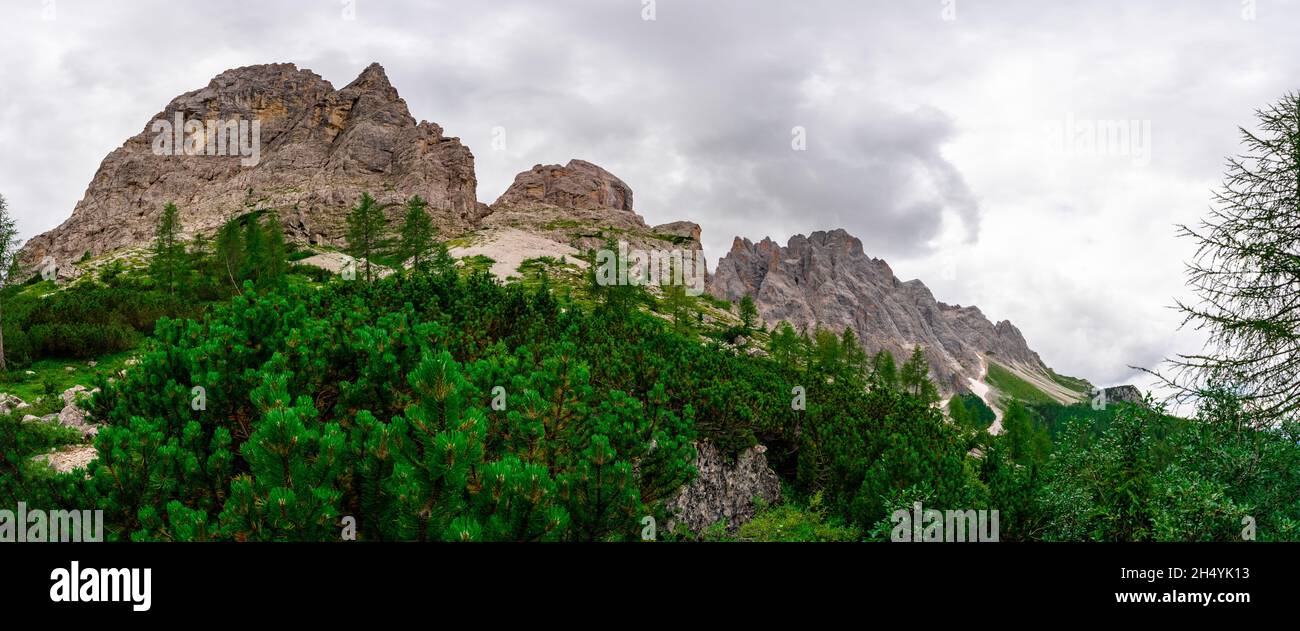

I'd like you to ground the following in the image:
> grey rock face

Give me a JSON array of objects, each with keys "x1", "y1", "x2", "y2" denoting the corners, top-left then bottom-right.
[
  {"x1": 57, "y1": 386, "x2": 100, "y2": 438},
  {"x1": 61, "y1": 385, "x2": 97, "y2": 408},
  {"x1": 667, "y1": 442, "x2": 781, "y2": 535},
  {"x1": 485, "y1": 159, "x2": 705, "y2": 258},
  {"x1": 19, "y1": 62, "x2": 482, "y2": 267},
  {"x1": 710, "y1": 229, "x2": 1056, "y2": 396},
  {"x1": 494, "y1": 159, "x2": 633, "y2": 212},
  {"x1": 1103, "y1": 385, "x2": 1144, "y2": 406},
  {"x1": 0, "y1": 394, "x2": 30, "y2": 415}
]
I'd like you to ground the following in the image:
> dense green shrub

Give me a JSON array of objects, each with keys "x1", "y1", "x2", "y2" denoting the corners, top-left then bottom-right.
[{"x1": 0, "y1": 264, "x2": 979, "y2": 541}]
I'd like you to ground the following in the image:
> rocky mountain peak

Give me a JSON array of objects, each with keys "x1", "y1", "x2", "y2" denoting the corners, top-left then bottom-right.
[
  {"x1": 347, "y1": 62, "x2": 396, "y2": 92},
  {"x1": 493, "y1": 159, "x2": 634, "y2": 212},
  {"x1": 19, "y1": 62, "x2": 481, "y2": 267},
  {"x1": 710, "y1": 228, "x2": 1079, "y2": 401},
  {"x1": 480, "y1": 158, "x2": 702, "y2": 262}
]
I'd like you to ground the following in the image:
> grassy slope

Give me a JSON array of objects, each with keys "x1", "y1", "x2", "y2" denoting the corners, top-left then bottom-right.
[
  {"x1": 985, "y1": 360, "x2": 1060, "y2": 406},
  {"x1": 0, "y1": 350, "x2": 135, "y2": 404}
]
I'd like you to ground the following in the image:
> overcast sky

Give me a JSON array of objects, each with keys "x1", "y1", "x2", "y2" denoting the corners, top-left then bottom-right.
[{"x1": 1, "y1": 0, "x2": 1296, "y2": 391}]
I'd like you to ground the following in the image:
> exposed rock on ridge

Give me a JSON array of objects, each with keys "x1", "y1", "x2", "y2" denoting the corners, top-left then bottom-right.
[
  {"x1": 20, "y1": 62, "x2": 483, "y2": 266},
  {"x1": 483, "y1": 159, "x2": 705, "y2": 261},
  {"x1": 710, "y1": 229, "x2": 1073, "y2": 399},
  {"x1": 494, "y1": 159, "x2": 633, "y2": 212}
]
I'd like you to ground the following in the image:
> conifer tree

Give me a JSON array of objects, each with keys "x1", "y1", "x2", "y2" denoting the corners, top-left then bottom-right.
[
  {"x1": 149, "y1": 202, "x2": 187, "y2": 296},
  {"x1": 1166, "y1": 92, "x2": 1300, "y2": 422},
  {"x1": 215, "y1": 216, "x2": 245, "y2": 293},
  {"x1": 768, "y1": 321, "x2": 805, "y2": 371},
  {"x1": 260, "y1": 212, "x2": 288, "y2": 288},
  {"x1": 840, "y1": 328, "x2": 868, "y2": 375},
  {"x1": 1001, "y1": 401, "x2": 1050, "y2": 466},
  {"x1": 810, "y1": 328, "x2": 844, "y2": 376},
  {"x1": 241, "y1": 212, "x2": 267, "y2": 284},
  {"x1": 346, "y1": 192, "x2": 388, "y2": 282},
  {"x1": 738, "y1": 295, "x2": 759, "y2": 335},
  {"x1": 398, "y1": 195, "x2": 436, "y2": 272},
  {"x1": 871, "y1": 349, "x2": 899, "y2": 389},
  {"x1": 586, "y1": 237, "x2": 647, "y2": 313},
  {"x1": 662, "y1": 260, "x2": 695, "y2": 334},
  {"x1": 899, "y1": 345, "x2": 939, "y2": 403},
  {"x1": 948, "y1": 395, "x2": 971, "y2": 427},
  {"x1": 431, "y1": 242, "x2": 456, "y2": 276}
]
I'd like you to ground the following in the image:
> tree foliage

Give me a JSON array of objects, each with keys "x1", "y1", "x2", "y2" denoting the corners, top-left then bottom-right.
[
  {"x1": 149, "y1": 203, "x2": 187, "y2": 296},
  {"x1": 1167, "y1": 92, "x2": 1300, "y2": 422},
  {"x1": 345, "y1": 192, "x2": 389, "y2": 282}
]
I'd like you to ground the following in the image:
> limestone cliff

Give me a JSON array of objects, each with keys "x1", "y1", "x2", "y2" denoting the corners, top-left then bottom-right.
[
  {"x1": 710, "y1": 229, "x2": 1085, "y2": 402},
  {"x1": 19, "y1": 62, "x2": 483, "y2": 266}
]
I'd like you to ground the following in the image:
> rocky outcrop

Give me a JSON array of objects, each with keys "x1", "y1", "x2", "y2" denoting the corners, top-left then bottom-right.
[
  {"x1": 19, "y1": 62, "x2": 483, "y2": 268},
  {"x1": 1103, "y1": 385, "x2": 1145, "y2": 406},
  {"x1": 18, "y1": 62, "x2": 710, "y2": 286},
  {"x1": 493, "y1": 160, "x2": 633, "y2": 212},
  {"x1": 667, "y1": 442, "x2": 781, "y2": 535},
  {"x1": 710, "y1": 229, "x2": 1079, "y2": 399},
  {"x1": 485, "y1": 159, "x2": 703, "y2": 257},
  {"x1": 56, "y1": 386, "x2": 100, "y2": 438},
  {"x1": 0, "y1": 394, "x2": 31, "y2": 416}
]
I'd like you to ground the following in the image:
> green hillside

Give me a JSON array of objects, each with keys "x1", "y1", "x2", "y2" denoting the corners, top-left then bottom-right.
[{"x1": 4, "y1": 193, "x2": 1300, "y2": 542}]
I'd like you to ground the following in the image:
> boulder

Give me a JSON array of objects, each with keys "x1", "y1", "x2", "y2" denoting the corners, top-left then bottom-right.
[
  {"x1": 667, "y1": 441, "x2": 781, "y2": 535},
  {"x1": 57, "y1": 386, "x2": 100, "y2": 438},
  {"x1": 1102, "y1": 385, "x2": 1145, "y2": 406},
  {"x1": 0, "y1": 394, "x2": 30, "y2": 415}
]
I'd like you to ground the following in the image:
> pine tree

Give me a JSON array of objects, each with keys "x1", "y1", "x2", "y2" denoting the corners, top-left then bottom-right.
[
  {"x1": 398, "y1": 195, "x2": 436, "y2": 272},
  {"x1": 241, "y1": 213, "x2": 267, "y2": 285},
  {"x1": 215, "y1": 216, "x2": 245, "y2": 294},
  {"x1": 662, "y1": 260, "x2": 695, "y2": 334},
  {"x1": 810, "y1": 328, "x2": 844, "y2": 376},
  {"x1": 840, "y1": 328, "x2": 868, "y2": 375},
  {"x1": 0, "y1": 194, "x2": 20, "y2": 372},
  {"x1": 431, "y1": 242, "x2": 456, "y2": 276},
  {"x1": 899, "y1": 345, "x2": 939, "y2": 403},
  {"x1": 1164, "y1": 92, "x2": 1300, "y2": 422},
  {"x1": 346, "y1": 192, "x2": 389, "y2": 282},
  {"x1": 149, "y1": 202, "x2": 187, "y2": 296},
  {"x1": 871, "y1": 349, "x2": 899, "y2": 389},
  {"x1": 260, "y1": 212, "x2": 288, "y2": 288},
  {"x1": 1001, "y1": 401, "x2": 1051, "y2": 466},
  {"x1": 585, "y1": 237, "x2": 647, "y2": 313},
  {"x1": 738, "y1": 295, "x2": 759, "y2": 335},
  {"x1": 948, "y1": 394, "x2": 971, "y2": 427},
  {"x1": 768, "y1": 321, "x2": 805, "y2": 371}
]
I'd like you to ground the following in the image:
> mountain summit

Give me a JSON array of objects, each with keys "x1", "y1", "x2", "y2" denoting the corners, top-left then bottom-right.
[
  {"x1": 709, "y1": 229, "x2": 1088, "y2": 404},
  {"x1": 20, "y1": 62, "x2": 483, "y2": 265}
]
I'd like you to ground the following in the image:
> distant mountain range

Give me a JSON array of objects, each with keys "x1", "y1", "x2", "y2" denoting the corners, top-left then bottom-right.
[{"x1": 19, "y1": 61, "x2": 1094, "y2": 409}]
